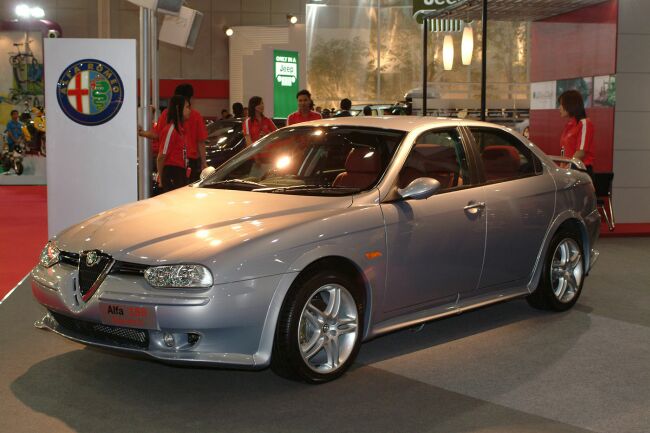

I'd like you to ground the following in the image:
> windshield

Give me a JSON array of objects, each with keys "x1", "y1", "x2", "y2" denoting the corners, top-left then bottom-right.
[{"x1": 199, "y1": 126, "x2": 406, "y2": 195}]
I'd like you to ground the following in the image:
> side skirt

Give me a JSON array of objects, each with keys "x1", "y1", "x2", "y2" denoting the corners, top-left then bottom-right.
[{"x1": 368, "y1": 289, "x2": 529, "y2": 339}]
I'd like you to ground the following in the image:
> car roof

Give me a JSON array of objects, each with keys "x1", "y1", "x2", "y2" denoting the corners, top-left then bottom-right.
[{"x1": 287, "y1": 116, "x2": 512, "y2": 133}]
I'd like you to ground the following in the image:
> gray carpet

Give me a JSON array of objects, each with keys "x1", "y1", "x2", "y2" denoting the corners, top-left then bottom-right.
[{"x1": 1, "y1": 238, "x2": 648, "y2": 433}]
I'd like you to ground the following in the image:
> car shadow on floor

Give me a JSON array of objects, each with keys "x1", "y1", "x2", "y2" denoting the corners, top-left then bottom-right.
[
  {"x1": 10, "y1": 299, "x2": 593, "y2": 433},
  {"x1": 357, "y1": 298, "x2": 562, "y2": 364}
]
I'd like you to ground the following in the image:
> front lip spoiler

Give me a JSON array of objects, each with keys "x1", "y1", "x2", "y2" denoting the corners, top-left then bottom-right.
[{"x1": 34, "y1": 312, "x2": 259, "y2": 369}]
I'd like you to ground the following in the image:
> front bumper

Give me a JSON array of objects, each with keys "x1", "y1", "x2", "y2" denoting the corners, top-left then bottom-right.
[{"x1": 31, "y1": 263, "x2": 295, "y2": 368}]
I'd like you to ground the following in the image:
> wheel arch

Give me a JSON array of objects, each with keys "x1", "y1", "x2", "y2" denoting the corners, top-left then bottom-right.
[
  {"x1": 287, "y1": 255, "x2": 372, "y2": 339},
  {"x1": 253, "y1": 254, "x2": 376, "y2": 368},
  {"x1": 527, "y1": 211, "x2": 592, "y2": 292}
]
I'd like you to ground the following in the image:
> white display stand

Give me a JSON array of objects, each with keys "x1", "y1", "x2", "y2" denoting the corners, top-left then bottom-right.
[{"x1": 44, "y1": 39, "x2": 137, "y2": 237}]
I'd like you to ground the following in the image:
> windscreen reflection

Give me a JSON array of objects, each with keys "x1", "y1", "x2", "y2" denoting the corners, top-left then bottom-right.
[{"x1": 199, "y1": 126, "x2": 405, "y2": 195}]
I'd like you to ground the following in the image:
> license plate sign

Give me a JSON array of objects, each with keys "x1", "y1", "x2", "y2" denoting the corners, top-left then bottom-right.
[{"x1": 99, "y1": 303, "x2": 157, "y2": 329}]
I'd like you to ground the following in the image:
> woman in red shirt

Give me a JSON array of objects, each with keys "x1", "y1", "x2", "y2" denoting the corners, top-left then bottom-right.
[
  {"x1": 157, "y1": 95, "x2": 191, "y2": 192},
  {"x1": 243, "y1": 96, "x2": 277, "y2": 146},
  {"x1": 559, "y1": 90, "x2": 595, "y2": 175}
]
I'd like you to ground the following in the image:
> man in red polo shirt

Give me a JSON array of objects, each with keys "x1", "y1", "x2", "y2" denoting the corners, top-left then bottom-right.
[{"x1": 287, "y1": 89, "x2": 322, "y2": 126}]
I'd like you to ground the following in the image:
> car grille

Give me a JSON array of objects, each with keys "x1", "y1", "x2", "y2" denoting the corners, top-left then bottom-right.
[
  {"x1": 78, "y1": 251, "x2": 113, "y2": 297},
  {"x1": 50, "y1": 311, "x2": 149, "y2": 350},
  {"x1": 59, "y1": 251, "x2": 80, "y2": 266},
  {"x1": 59, "y1": 251, "x2": 148, "y2": 276}
]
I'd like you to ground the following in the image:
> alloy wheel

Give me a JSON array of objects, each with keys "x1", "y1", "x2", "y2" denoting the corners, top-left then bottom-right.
[
  {"x1": 298, "y1": 283, "x2": 359, "y2": 373},
  {"x1": 550, "y1": 238, "x2": 584, "y2": 303}
]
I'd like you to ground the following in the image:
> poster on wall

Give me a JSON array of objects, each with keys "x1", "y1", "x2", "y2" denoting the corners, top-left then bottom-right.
[
  {"x1": 530, "y1": 81, "x2": 557, "y2": 110},
  {"x1": 273, "y1": 49, "x2": 299, "y2": 118},
  {"x1": 593, "y1": 75, "x2": 616, "y2": 107},
  {"x1": 0, "y1": 31, "x2": 46, "y2": 184},
  {"x1": 556, "y1": 77, "x2": 593, "y2": 108}
]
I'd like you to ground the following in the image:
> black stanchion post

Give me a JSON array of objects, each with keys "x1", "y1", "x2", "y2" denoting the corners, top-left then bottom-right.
[
  {"x1": 422, "y1": 17, "x2": 428, "y2": 117},
  {"x1": 480, "y1": 0, "x2": 488, "y2": 121}
]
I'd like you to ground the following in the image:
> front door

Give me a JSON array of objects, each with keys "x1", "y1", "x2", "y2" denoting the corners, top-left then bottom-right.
[{"x1": 381, "y1": 128, "x2": 486, "y2": 314}]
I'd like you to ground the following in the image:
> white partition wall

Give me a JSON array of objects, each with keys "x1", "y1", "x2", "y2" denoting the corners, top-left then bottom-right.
[
  {"x1": 44, "y1": 39, "x2": 137, "y2": 237},
  {"x1": 229, "y1": 25, "x2": 306, "y2": 117},
  {"x1": 615, "y1": 1, "x2": 650, "y2": 223}
]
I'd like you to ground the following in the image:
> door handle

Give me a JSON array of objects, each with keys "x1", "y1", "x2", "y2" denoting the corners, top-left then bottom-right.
[{"x1": 464, "y1": 201, "x2": 486, "y2": 215}]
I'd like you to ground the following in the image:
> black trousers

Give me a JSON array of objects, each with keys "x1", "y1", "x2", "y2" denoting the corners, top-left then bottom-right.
[
  {"x1": 188, "y1": 158, "x2": 201, "y2": 183},
  {"x1": 161, "y1": 165, "x2": 187, "y2": 192}
]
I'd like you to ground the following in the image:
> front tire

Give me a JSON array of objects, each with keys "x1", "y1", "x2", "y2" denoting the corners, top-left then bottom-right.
[
  {"x1": 271, "y1": 270, "x2": 364, "y2": 383},
  {"x1": 528, "y1": 229, "x2": 585, "y2": 311}
]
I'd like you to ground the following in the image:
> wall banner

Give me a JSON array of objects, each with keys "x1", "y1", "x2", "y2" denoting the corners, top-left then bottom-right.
[
  {"x1": 273, "y1": 49, "x2": 299, "y2": 118},
  {"x1": 44, "y1": 39, "x2": 137, "y2": 237}
]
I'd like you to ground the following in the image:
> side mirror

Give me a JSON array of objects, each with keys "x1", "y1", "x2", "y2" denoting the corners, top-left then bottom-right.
[
  {"x1": 397, "y1": 177, "x2": 441, "y2": 200},
  {"x1": 199, "y1": 166, "x2": 216, "y2": 181}
]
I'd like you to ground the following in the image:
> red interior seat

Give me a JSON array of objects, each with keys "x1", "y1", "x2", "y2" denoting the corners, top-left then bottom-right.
[
  {"x1": 482, "y1": 145, "x2": 520, "y2": 181},
  {"x1": 332, "y1": 148, "x2": 381, "y2": 189}
]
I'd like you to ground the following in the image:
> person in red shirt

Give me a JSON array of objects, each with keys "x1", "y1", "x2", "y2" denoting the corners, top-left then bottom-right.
[
  {"x1": 157, "y1": 95, "x2": 191, "y2": 193},
  {"x1": 173, "y1": 84, "x2": 208, "y2": 182},
  {"x1": 139, "y1": 84, "x2": 208, "y2": 182},
  {"x1": 287, "y1": 89, "x2": 322, "y2": 126},
  {"x1": 559, "y1": 90, "x2": 595, "y2": 175},
  {"x1": 243, "y1": 96, "x2": 277, "y2": 146}
]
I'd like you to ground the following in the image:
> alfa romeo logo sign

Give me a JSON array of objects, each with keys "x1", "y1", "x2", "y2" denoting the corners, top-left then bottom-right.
[
  {"x1": 56, "y1": 59, "x2": 124, "y2": 126},
  {"x1": 85, "y1": 250, "x2": 99, "y2": 267}
]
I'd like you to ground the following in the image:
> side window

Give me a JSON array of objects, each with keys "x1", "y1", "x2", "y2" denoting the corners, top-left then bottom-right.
[
  {"x1": 471, "y1": 128, "x2": 542, "y2": 183},
  {"x1": 398, "y1": 129, "x2": 470, "y2": 190}
]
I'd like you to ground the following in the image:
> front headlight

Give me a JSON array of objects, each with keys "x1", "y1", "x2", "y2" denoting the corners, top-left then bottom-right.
[
  {"x1": 144, "y1": 264, "x2": 213, "y2": 288},
  {"x1": 39, "y1": 241, "x2": 60, "y2": 268}
]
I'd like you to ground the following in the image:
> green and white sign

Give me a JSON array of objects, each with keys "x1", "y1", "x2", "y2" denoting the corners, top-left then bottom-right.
[
  {"x1": 413, "y1": 0, "x2": 461, "y2": 22},
  {"x1": 273, "y1": 49, "x2": 299, "y2": 118}
]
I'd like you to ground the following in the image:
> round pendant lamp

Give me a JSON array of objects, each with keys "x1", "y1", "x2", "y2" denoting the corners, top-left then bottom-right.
[
  {"x1": 443, "y1": 35, "x2": 454, "y2": 71},
  {"x1": 461, "y1": 23, "x2": 474, "y2": 66}
]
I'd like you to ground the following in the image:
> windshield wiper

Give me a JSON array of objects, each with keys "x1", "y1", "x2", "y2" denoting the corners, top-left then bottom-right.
[
  {"x1": 202, "y1": 179, "x2": 266, "y2": 190},
  {"x1": 256, "y1": 185, "x2": 361, "y2": 194}
]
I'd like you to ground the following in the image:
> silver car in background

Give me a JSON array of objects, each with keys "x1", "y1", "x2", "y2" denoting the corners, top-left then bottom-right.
[{"x1": 32, "y1": 117, "x2": 600, "y2": 383}]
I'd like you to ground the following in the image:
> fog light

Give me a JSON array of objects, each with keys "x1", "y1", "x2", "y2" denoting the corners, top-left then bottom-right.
[
  {"x1": 163, "y1": 332, "x2": 175, "y2": 347},
  {"x1": 187, "y1": 333, "x2": 200, "y2": 346}
]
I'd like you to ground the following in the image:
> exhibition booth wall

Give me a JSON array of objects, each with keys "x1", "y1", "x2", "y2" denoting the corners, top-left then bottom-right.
[{"x1": 529, "y1": 0, "x2": 617, "y2": 173}]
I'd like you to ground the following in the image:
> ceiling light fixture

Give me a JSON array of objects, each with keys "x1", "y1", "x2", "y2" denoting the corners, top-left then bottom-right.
[
  {"x1": 224, "y1": 27, "x2": 234, "y2": 37},
  {"x1": 461, "y1": 21, "x2": 473, "y2": 65},
  {"x1": 287, "y1": 14, "x2": 298, "y2": 24},
  {"x1": 30, "y1": 6, "x2": 45, "y2": 18},
  {"x1": 15, "y1": 4, "x2": 31, "y2": 18},
  {"x1": 443, "y1": 35, "x2": 454, "y2": 71}
]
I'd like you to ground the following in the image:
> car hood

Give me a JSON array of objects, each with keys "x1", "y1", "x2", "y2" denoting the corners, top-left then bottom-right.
[{"x1": 54, "y1": 186, "x2": 353, "y2": 263}]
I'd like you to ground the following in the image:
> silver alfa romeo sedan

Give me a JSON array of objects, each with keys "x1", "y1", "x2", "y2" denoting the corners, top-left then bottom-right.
[{"x1": 32, "y1": 117, "x2": 600, "y2": 383}]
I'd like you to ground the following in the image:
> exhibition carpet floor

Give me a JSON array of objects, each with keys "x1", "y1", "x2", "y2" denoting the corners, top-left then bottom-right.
[
  {"x1": 0, "y1": 186, "x2": 47, "y2": 301},
  {"x1": 1, "y1": 237, "x2": 648, "y2": 433}
]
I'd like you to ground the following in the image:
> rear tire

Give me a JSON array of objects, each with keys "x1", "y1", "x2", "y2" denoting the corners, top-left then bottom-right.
[
  {"x1": 271, "y1": 270, "x2": 364, "y2": 383},
  {"x1": 527, "y1": 229, "x2": 585, "y2": 311}
]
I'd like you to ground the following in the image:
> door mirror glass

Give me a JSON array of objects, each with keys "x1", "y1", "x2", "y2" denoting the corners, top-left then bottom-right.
[{"x1": 398, "y1": 177, "x2": 441, "y2": 200}]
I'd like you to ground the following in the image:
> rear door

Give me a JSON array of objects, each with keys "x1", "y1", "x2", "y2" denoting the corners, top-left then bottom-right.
[{"x1": 464, "y1": 126, "x2": 555, "y2": 292}]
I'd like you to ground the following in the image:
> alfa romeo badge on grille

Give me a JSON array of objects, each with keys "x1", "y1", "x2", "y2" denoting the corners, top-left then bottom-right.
[{"x1": 86, "y1": 250, "x2": 100, "y2": 267}]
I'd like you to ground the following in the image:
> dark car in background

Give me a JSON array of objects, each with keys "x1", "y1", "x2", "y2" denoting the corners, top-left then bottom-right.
[
  {"x1": 204, "y1": 118, "x2": 287, "y2": 168},
  {"x1": 205, "y1": 119, "x2": 246, "y2": 169}
]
